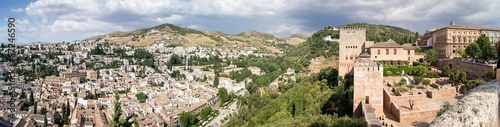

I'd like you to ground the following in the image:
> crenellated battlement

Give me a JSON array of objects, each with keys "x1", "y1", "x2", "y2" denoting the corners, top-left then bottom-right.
[
  {"x1": 340, "y1": 27, "x2": 366, "y2": 31},
  {"x1": 354, "y1": 58, "x2": 383, "y2": 72},
  {"x1": 354, "y1": 66, "x2": 383, "y2": 72}
]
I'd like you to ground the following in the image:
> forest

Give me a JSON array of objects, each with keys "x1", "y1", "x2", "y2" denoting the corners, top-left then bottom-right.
[{"x1": 224, "y1": 67, "x2": 365, "y2": 127}]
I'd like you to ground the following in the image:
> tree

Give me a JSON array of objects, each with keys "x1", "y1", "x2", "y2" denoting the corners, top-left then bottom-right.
[
  {"x1": 214, "y1": 76, "x2": 219, "y2": 87},
  {"x1": 465, "y1": 42, "x2": 481, "y2": 59},
  {"x1": 441, "y1": 65, "x2": 451, "y2": 77},
  {"x1": 110, "y1": 92, "x2": 137, "y2": 127},
  {"x1": 80, "y1": 77, "x2": 87, "y2": 83},
  {"x1": 415, "y1": 47, "x2": 423, "y2": 54},
  {"x1": 40, "y1": 107, "x2": 47, "y2": 115},
  {"x1": 450, "y1": 70, "x2": 467, "y2": 85},
  {"x1": 476, "y1": 34, "x2": 496, "y2": 60},
  {"x1": 318, "y1": 67, "x2": 339, "y2": 89},
  {"x1": 457, "y1": 48, "x2": 467, "y2": 59},
  {"x1": 425, "y1": 49, "x2": 439, "y2": 65},
  {"x1": 61, "y1": 102, "x2": 67, "y2": 125},
  {"x1": 135, "y1": 92, "x2": 149, "y2": 103},
  {"x1": 34, "y1": 102, "x2": 37, "y2": 114},
  {"x1": 62, "y1": 99, "x2": 70, "y2": 124},
  {"x1": 422, "y1": 79, "x2": 431, "y2": 88},
  {"x1": 179, "y1": 111, "x2": 197, "y2": 127},
  {"x1": 414, "y1": 76, "x2": 424, "y2": 85},
  {"x1": 200, "y1": 106, "x2": 212, "y2": 121},
  {"x1": 29, "y1": 90, "x2": 34, "y2": 106},
  {"x1": 457, "y1": 71, "x2": 467, "y2": 84},
  {"x1": 44, "y1": 115, "x2": 48, "y2": 127},
  {"x1": 449, "y1": 71, "x2": 459, "y2": 85},
  {"x1": 111, "y1": 93, "x2": 122, "y2": 126},
  {"x1": 412, "y1": 65, "x2": 429, "y2": 77},
  {"x1": 218, "y1": 88, "x2": 230, "y2": 104}
]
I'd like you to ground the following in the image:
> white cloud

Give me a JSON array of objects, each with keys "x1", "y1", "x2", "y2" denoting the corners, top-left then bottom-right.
[
  {"x1": 187, "y1": 25, "x2": 203, "y2": 29},
  {"x1": 155, "y1": 14, "x2": 184, "y2": 24},
  {"x1": 11, "y1": 8, "x2": 24, "y2": 13},
  {"x1": 9, "y1": 0, "x2": 500, "y2": 43}
]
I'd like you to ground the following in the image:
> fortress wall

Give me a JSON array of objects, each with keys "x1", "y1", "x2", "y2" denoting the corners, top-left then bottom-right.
[{"x1": 428, "y1": 87, "x2": 456, "y2": 100}]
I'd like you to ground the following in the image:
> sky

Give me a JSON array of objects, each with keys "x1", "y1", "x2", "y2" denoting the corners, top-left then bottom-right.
[{"x1": 1, "y1": 0, "x2": 500, "y2": 44}]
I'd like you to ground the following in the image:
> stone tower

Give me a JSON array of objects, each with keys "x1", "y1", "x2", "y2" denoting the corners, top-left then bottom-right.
[
  {"x1": 352, "y1": 57, "x2": 384, "y2": 117},
  {"x1": 338, "y1": 27, "x2": 367, "y2": 76}
]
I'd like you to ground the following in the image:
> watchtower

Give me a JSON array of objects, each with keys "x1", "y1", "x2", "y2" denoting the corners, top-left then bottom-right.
[
  {"x1": 339, "y1": 27, "x2": 367, "y2": 76},
  {"x1": 352, "y1": 57, "x2": 384, "y2": 117}
]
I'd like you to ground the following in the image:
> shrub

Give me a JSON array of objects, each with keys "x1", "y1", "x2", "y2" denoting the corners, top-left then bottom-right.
[
  {"x1": 425, "y1": 72, "x2": 441, "y2": 78},
  {"x1": 385, "y1": 71, "x2": 393, "y2": 76},
  {"x1": 437, "y1": 101, "x2": 451, "y2": 117},
  {"x1": 430, "y1": 83, "x2": 439, "y2": 89},
  {"x1": 413, "y1": 61, "x2": 427, "y2": 67}
]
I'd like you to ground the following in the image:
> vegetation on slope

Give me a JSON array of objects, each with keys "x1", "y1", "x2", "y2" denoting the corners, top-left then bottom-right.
[
  {"x1": 225, "y1": 67, "x2": 364, "y2": 127},
  {"x1": 285, "y1": 27, "x2": 339, "y2": 70}
]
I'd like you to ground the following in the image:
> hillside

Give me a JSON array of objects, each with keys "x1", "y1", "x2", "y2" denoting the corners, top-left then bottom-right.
[
  {"x1": 341, "y1": 23, "x2": 419, "y2": 44},
  {"x1": 85, "y1": 24, "x2": 305, "y2": 52}
]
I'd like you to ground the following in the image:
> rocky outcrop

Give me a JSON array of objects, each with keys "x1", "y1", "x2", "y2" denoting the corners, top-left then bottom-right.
[{"x1": 430, "y1": 81, "x2": 500, "y2": 127}]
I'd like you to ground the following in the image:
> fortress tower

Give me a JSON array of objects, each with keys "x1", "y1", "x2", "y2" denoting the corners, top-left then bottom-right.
[
  {"x1": 352, "y1": 56, "x2": 384, "y2": 117},
  {"x1": 338, "y1": 27, "x2": 368, "y2": 76}
]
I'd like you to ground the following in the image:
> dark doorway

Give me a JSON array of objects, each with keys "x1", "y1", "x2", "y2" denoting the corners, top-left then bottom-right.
[{"x1": 365, "y1": 96, "x2": 369, "y2": 104}]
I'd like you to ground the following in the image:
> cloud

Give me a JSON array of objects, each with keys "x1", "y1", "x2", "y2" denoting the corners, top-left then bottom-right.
[
  {"x1": 156, "y1": 14, "x2": 184, "y2": 24},
  {"x1": 5, "y1": 0, "x2": 500, "y2": 43},
  {"x1": 11, "y1": 8, "x2": 24, "y2": 13}
]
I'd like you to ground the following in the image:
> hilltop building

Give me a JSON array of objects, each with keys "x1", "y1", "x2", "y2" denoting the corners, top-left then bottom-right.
[
  {"x1": 338, "y1": 28, "x2": 420, "y2": 76},
  {"x1": 421, "y1": 20, "x2": 500, "y2": 58}
]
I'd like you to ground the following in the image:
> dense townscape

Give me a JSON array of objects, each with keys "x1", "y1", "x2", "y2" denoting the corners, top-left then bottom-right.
[{"x1": 1, "y1": 18, "x2": 500, "y2": 127}]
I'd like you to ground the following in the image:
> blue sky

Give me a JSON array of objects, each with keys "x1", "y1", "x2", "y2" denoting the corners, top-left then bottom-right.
[{"x1": 1, "y1": 0, "x2": 500, "y2": 44}]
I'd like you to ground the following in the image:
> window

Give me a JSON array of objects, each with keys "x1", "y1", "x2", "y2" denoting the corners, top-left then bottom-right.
[
  {"x1": 386, "y1": 49, "x2": 389, "y2": 55},
  {"x1": 377, "y1": 50, "x2": 380, "y2": 55},
  {"x1": 453, "y1": 50, "x2": 456, "y2": 53},
  {"x1": 394, "y1": 49, "x2": 397, "y2": 55},
  {"x1": 408, "y1": 50, "x2": 410, "y2": 55}
]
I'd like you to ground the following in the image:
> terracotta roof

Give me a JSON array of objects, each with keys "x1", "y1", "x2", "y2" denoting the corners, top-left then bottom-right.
[
  {"x1": 359, "y1": 53, "x2": 371, "y2": 58},
  {"x1": 370, "y1": 39, "x2": 403, "y2": 48},
  {"x1": 402, "y1": 44, "x2": 415, "y2": 50}
]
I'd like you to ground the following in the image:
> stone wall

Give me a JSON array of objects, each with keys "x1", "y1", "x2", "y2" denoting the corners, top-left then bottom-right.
[
  {"x1": 444, "y1": 59, "x2": 496, "y2": 78},
  {"x1": 427, "y1": 87, "x2": 456, "y2": 100},
  {"x1": 390, "y1": 102, "x2": 401, "y2": 122},
  {"x1": 391, "y1": 94, "x2": 428, "y2": 105},
  {"x1": 400, "y1": 109, "x2": 439, "y2": 124},
  {"x1": 430, "y1": 81, "x2": 500, "y2": 127}
]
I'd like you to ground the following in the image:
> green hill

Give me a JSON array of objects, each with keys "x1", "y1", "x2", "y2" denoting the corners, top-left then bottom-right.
[{"x1": 341, "y1": 23, "x2": 419, "y2": 44}]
